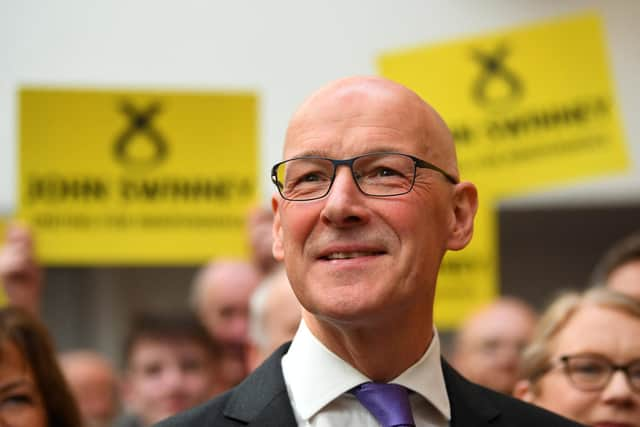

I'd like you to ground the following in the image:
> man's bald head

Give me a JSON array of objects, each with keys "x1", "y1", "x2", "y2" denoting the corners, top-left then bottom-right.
[{"x1": 285, "y1": 76, "x2": 459, "y2": 179}]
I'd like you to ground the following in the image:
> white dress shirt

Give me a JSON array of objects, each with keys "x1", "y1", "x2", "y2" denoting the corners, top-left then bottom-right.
[{"x1": 281, "y1": 319, "x2": 451, "y2": 427}]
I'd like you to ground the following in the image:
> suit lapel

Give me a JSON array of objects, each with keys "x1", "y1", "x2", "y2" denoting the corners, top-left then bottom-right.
[
  {"x1": 442, "y1": 359, "x2": 500, "y2": 426},
  {"x1": 222, "y1": 343, "x2": 297, "y2": 427}
]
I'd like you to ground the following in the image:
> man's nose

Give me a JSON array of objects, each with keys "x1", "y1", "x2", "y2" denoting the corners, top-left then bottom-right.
[
  {"x1": 320, "y1": 167, "x2": 369, "y2": 227},
  {"x1": 162, "y1": 366, "x2": 184, "y2": 389}
]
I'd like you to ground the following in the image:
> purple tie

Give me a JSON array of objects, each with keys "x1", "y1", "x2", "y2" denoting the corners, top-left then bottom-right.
[{"x1": 352, "y1": 382, "x2": 416, "y2": 427}]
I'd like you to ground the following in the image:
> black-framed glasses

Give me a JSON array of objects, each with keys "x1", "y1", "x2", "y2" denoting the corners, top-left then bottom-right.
[
  {"x1": 271, "y1": 152, "x2": 458, "y2": 202},
  {"x1": 557, "y1": 354, "x2": 640, "y2": 392}
]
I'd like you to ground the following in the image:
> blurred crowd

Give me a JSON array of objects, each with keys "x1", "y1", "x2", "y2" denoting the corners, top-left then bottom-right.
[
  {"x1": 0, "y1": 206, "x2": 301, "y2": 427},
  {"x1": 0, "y1": 209, "x2": 638, "y2": 426}
]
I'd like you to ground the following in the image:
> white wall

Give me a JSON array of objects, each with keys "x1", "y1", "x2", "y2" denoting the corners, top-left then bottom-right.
[{"x1": 1, "y1": 0, "x2": 639, "y2": 213}]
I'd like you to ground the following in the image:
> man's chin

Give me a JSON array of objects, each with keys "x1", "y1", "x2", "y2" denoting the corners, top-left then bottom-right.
[{"x1": 310, "y1": 300, "x2": 394, "y2": 327}]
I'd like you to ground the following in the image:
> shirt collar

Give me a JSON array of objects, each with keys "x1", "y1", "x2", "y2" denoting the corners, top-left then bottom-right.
[{"x1": 281, "y1": 319, "x2": 451, "y2": 421}]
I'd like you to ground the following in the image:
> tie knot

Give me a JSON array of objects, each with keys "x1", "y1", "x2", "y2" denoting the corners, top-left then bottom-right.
[{"x1": 352, "y1": 382, "x2": 415, "y2": 427}]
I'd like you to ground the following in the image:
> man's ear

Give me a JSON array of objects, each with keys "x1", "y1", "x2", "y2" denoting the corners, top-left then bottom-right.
[
  {"x1": 447, "y1": 182, "x2": 479, "y2": 251},
  {"x1": 513, "y1": 379, "x2": 536, "y2": 402},
  {"x1": 271, "y1": 194, "x2": 284, "y2": 261}
]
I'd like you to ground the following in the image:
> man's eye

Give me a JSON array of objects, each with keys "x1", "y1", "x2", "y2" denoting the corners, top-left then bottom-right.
[
  {"x1": 143, "y1": 363, "x2": 163, "y2": 376},
  {"x1": 480, "y1": 339, "x2": 501, "y2": 353},
  {"x1": 300, "y1": 173, "x2": 322, "y2": 182},
  {"x1": 361, "y1": 166, "x2": 403, "y2": 179},
  {"x1": 220, "y1": 306, "x2": 235, "y2": 319},
  {"x1": 181, "y1": 358, "x2": 204, "y2": 373},
  {"x1": 376, "y1": 167, "x2": 400, "y2": 177},
  {"x1": 292, "y1": 171, "x2": 330, "y2": 186}
]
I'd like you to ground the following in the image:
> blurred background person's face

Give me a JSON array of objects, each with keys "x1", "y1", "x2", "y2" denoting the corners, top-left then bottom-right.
[
  {"x1": 451, "y1": 298, "x2": 536, "y2": 394},
  {"x1": 262, "y1": 276, "x2": 300, "y2": 355},
  {"x1": 518, "y1": 305, "x2": 640, "y2": 426},
  {"x1": 194, "y1": 262, "x2": 260, "y2": 348},
  {"x1": 247, "y1": 268, "x2": 300, "y2": 371},
  {"x1": 59, "y1": 351, "x2": 119, "y2": 427},
  {"x1": 0, "y1": 340, "x2": 47, "y2": 427},
  {"x1": 247, "y1": 206, "x2": 278, "y2": 276},
  {"x1": 123, "y1": 338, "x2": 217, "y2": 426},
  {"x1": 192, "y1": 261, "x2": 260, "y2": 391}
]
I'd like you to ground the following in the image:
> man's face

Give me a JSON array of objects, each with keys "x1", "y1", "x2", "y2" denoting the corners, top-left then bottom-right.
[
  {"x1": 248, "y1": 208, "x2": 277, "y2": 274},
  {"x1": 124, "y1": 338, "x2": 216, "y2": 426},
  {"x1": 62, "y1": 358, "x2": 118, "y2": 427},
  {"x1": 272, "y1": 83, "x2": 458, "y2": 326},
  {"x1": 453, "y1": 303, "x2": 535, "y2": 394},
  {"x1": 198, "y1": 267, "x2": 258, "y2": 347},
  {"x1": 263, "y1": 273, "x2": 301, "y2": 355},
  {"x1": 527, "y1": 305, "x2": 640, "y2": 426}
]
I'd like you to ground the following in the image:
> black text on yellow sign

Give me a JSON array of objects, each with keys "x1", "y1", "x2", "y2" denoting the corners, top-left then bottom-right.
[{"x1": 19, "y1": 89, "x2": 259, "y2": 265}]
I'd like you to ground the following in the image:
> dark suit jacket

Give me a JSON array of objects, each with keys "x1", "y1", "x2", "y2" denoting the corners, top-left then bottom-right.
[{"x1": 156, "y1": 343, "x2": 584, "y2": 427}]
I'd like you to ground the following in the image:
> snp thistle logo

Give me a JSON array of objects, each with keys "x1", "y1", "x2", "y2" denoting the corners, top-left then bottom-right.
[
  {"x1": 113, "y1": 100, "x2": 168, "y2": 169},
  {"x1": 470, "y1": 43, "x2": 524, "y2": 112}
]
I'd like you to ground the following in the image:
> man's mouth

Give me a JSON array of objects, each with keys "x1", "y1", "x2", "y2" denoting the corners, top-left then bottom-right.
[{"x1": 322, "y1": 250, "x2": 385, "y2": 260}]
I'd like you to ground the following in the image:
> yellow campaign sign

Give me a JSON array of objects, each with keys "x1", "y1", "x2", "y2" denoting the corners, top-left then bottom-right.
[
  {"x1": 19, "y1": 88, "x2": 258, "y2": 265},
  {"x1": 379, "y1": 12, "x2": 629, "y2": 328}
]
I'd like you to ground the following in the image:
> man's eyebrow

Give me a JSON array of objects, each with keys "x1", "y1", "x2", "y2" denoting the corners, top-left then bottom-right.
[
  {"x1": 364, "y1": 146, "x2": 410, "y2": 154},
  {"x1": 288, "y1": 150, "x2": 329, "y2": 158}
]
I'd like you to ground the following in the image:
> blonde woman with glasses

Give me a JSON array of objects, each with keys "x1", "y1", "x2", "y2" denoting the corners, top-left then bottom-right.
[{"x1": 514, "y1": 287, "x2": 640, "y2": 426}]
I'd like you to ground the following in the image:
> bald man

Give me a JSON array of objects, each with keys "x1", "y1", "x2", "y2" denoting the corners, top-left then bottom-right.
[
  {"x1": 450, "y1": 297, "x2": 538, "y2": 395},
  {"x1": 59, "y1": 350, "x2": 120, "y2": 427},
  {"x1": 158, "y1": 77, "x2": 581, "y2": 426},
  {"x1": 190, "y1": 259, "x2": 261, "y2": 391}
]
